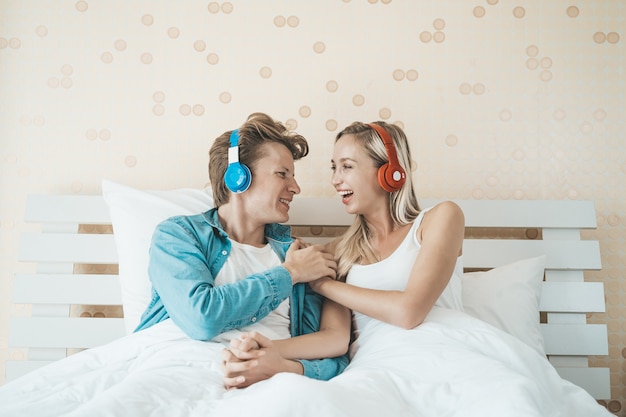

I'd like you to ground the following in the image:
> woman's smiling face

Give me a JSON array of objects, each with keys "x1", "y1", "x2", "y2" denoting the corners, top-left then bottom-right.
[{"x1": 331, "y1": 134, "x2": 387, "y2": 215}]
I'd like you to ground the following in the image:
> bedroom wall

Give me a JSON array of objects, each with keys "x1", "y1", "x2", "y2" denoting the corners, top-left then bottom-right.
[{"x1": 0, "y1": 0, "x2": 623, "y2": 412}]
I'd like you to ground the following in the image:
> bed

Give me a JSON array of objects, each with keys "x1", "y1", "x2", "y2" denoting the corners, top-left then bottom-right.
[{"x1": 2, "y1": 179, "x2": 612, "y2": 416}]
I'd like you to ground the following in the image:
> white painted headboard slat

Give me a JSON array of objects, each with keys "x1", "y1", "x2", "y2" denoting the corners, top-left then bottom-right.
[
  {"x1": 541, "y1": 324, "x2": 608, "y2": 355},
  {"x1": 540, "y1": 282, "x2": 605, "y2": 313},
  {"x1": 462, "y1": 240, "x2": 601, "y2": 270},
  {"x1": 422, "y1": 199, "x2": 598, "y2": 229},
  {"x1": 9, "y1": 318, "x2": 125, "y2": 349},
  {"x1": 19, "y1": 233, "x2": 118, "y2": 264},
  {"x1": 24, "y1": 195, "x2": 113, "y2": 224},
  {"x1": 294, "y1": 198, "x2": 599, "y2": 229},
  {"x1": 23, "y1": 195, "x2": 598, "y2": 229},
  {"x1": 13, "y1": 274, "x2": 122, "y2": 305},
  {"x1": 7, "y1": 194, "x2": 609, "y2": 400}
]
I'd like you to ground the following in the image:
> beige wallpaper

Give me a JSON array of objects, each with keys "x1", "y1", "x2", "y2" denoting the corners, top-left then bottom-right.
[{"x1": 0, "y1": 0, "x2": 623, "y2": 413}]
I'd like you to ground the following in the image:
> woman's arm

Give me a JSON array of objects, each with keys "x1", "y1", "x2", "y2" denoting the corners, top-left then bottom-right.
[
  {"x1": 265, "y1": 236, "x2": 349, "y2": 360},
  {"x1": 221, "y1": 237, "x2": 352, "y2": 388},
  {"x1": 225, "y1": 298, "x2": 351, "y2": 361},
  {"x1": 255, "y1": 298, "x2": 351, "y2": 360},
  {"x1": 312, "y1": 201, "x2": 465, "y2": 329},
  {"x1": 222, "y1": 298, "x2": 351, "y2": 388}
]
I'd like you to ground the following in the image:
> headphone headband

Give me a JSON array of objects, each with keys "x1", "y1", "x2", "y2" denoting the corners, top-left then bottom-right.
[
  {"x1": 225, "y1": 129, "x2": 251, "y2": 193},
  {"x1": 368, "y1": 124, "x2": 400, "y2": 167},
  {"x1": 229, "y1": 129, "x2": 240, "y2": 147},
  {"x1": 228, "y1": 130, "x2": 241, "y2": 164}
]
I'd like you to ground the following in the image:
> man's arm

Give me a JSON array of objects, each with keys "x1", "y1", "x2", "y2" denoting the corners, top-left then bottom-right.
[{"x1": 146, "y1": 218, "x2": 292, "y2": 340}]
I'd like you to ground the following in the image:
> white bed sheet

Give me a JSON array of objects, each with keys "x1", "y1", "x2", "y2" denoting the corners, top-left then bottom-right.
[{"x1": 0, "y1": 308, "x2": 610, "y2": 417}]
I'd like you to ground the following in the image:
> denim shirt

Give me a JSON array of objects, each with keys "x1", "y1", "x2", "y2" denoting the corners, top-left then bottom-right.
[{"x1": 135, "y1": 208, "x2": 348, "y2": 381}]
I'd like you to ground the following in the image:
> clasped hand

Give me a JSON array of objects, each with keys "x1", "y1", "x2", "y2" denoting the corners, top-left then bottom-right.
[{"x1": 221, "y1": 332, "x2": 298, "y2": 389}]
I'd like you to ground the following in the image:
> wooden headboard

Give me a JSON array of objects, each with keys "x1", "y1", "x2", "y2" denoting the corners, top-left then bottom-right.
[{"x1": 7, "y1": 195, "x2": 608, "y2": 399}]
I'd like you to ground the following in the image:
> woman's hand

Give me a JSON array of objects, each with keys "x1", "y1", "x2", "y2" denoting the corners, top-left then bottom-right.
[{"x1": 308, "y1": 276, "x2": 333, "y2": 294}]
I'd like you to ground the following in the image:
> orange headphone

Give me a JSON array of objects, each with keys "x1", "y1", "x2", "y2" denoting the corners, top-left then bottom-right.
[{"x1": 368, "y1": 123, "x2": 406, "y2": 192}]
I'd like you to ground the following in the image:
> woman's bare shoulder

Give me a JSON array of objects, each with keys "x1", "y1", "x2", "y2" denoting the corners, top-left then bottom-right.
[
  {"x1": 429, "y1": 200, "x2": 463, "y2": 216},
  {"x1": 421, "y1": 200, "x2": 465, "y2": 231},
  {"x1": 420, "y1": 201, "x2": 464, "y2": 254}
]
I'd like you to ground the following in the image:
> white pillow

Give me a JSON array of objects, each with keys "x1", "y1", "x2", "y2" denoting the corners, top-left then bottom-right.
[
  {"x1": 461, "y1": 255, "x2": 547, "y2": 356},
  {"x1": 102, "y1": 179, "x2": 214, "y2": 334}
]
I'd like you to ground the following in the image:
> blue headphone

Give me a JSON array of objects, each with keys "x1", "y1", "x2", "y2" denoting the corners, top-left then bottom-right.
[{"x1": 224, "y1": 129, "x2": 251, "y2": 193}]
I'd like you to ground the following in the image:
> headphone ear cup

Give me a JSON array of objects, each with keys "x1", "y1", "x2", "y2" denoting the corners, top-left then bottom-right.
[
  {"x1": 368, "y1": 123, "x2": 406, "y2": 193},
  {"x1": 377, "y1": 164, "x2": 396, "y2": 192},
  {"x1": 378, "y1": 163, "x2": 406, "y2": 192},
  {"x1": 225, "y1": 162, "x2": 251, "y2": 193}
]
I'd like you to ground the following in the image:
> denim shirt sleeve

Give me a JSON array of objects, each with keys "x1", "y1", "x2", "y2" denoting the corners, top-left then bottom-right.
[
  {"x1": 147, "y1": 217, "x2": 292, "y2": 340},
  {"x1": 299, "y1": 355, "x2": 350, "y2": 381},
  {"x1": 294, "y1": 285, "x2": 350, "y2": 380}
]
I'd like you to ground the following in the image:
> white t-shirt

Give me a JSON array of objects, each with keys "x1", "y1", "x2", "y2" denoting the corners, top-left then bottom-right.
[{"x1": 212, "y1": 240, "x2": 291, "y2": 345}]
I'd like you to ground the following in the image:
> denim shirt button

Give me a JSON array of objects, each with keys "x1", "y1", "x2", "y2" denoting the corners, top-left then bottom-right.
[
  {"x1": 251, "y1": 317, "x2": 257, "y2": 322},
  {"x1": 221, "y1": 250, "x2": 227, "y2": 255}
]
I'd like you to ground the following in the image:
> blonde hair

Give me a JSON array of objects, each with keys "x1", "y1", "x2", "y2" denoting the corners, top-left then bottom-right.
[
  {"x1": 333, "y1": 121, "x2": 420, "y2": 280},
  {"x1": 208, "y1": 112, "x2": 309, "y2": 207}
]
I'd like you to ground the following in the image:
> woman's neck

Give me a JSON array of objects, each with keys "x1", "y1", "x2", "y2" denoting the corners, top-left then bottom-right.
[{"x1": 363, "y1": 212, "x2": 412, "y2": 262}]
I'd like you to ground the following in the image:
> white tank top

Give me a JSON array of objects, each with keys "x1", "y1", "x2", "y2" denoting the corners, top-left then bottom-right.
[{"x1": 346, "y1": 207, "x2": 464, "y2": 333}]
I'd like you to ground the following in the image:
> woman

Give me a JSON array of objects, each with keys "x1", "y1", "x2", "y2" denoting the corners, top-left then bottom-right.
[
  {"x1": 212, "y1": 122, "x2": 609, "y2": 417},
  {"x1": 137, "y1": 112, "x2": 351, "y2": 386},
  {"x1": 311, "y1": 121, "x2": 465, "y2": 332},
  {"x1": 222, "y1": 120, "x2": 464, "y2": 387}
]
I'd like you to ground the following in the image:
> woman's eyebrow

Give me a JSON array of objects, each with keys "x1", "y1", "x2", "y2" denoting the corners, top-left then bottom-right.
[{"x1": 331, "y1": 157, "x2": 357, "y2": 164}]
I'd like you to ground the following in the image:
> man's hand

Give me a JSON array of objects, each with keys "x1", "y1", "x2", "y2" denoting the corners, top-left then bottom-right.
[
  {"x1": 282, "y1": 239, "x2": 337, "y2": 284},
  {"x1": 221, "y1": 332, "x2": 303, "y2": 389}
]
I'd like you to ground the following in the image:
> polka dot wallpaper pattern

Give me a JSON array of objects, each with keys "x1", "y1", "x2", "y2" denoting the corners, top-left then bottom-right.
[{"x1": 0, "y1": 0, "x2": 623, "y2": 412}]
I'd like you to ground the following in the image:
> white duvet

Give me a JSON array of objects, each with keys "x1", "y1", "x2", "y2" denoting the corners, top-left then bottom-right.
[{"x1": 0, "y1": 307, "x2": 610, "y2": 417}]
